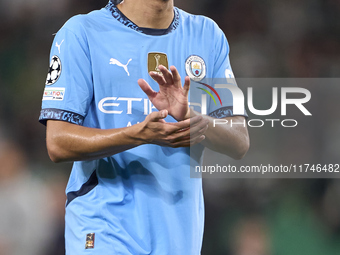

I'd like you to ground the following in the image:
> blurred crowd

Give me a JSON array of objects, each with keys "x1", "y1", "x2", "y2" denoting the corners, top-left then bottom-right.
[{"x1": 0, "y1": 0, "x2": 339, "y2": 254}]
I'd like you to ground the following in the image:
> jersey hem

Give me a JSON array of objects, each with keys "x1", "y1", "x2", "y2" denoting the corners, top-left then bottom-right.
[{"x1": 66, "y1": 170, "x2": 98, "y2": 207}]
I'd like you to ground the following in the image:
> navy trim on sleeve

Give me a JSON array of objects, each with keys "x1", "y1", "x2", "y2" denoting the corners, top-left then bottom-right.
[
  {"x1": 66, "y1": 170, "x2": 98, "y2": 207},
  {"x1": 39, "y1": 108, "x2": 84, "y2": 126},
  {"x1": 209, "y1": 106, "x2": 234, "y2": 118},
  {"x1": 209, "y1": 106, "x2": 249, "y2": 119}
]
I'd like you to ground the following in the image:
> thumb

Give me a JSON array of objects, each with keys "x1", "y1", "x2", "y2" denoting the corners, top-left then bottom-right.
[{"x1": 150, "y1": 110, "x2": 168, "y2": 122}]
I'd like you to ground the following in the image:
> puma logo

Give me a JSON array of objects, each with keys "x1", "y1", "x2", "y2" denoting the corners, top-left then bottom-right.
[
  {"x1": 109, "y1": 58, "x2": 132, "y2": 76},
  {"x1": 55, "y1": 40, "x2": 64, "y2": 54}
]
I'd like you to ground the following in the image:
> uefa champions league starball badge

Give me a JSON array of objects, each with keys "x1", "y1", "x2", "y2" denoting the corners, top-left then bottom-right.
[
  {"x1": 46, "y1": 55, "x2": 62, "y2": 85},
  {"x1": 185, "y1": 55, "x2": 206, "y2": 82}
]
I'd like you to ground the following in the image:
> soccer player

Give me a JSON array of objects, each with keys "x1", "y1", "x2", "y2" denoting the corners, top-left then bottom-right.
[{"x1": 39, "y1": 0, "x2": 249, "y2": 254}]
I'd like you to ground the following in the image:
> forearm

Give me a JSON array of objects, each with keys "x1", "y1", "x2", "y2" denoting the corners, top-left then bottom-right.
[
  {"x1": 46, "y1": 120, "x2": 143, "y2": 163},
  {"x1": 190, "y1": 111, "x2": 250, "y2": 159},
  {"x1": 45, "y1": 111, "x2": 208, "y2": 163}
]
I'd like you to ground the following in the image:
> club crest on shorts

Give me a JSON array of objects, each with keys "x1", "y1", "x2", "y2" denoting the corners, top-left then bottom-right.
[
  {"x1": 148, "y1": 52, "x2": 169, "y2": 76},
  {"x1": 185, "y1": 55, "x2": 206, "y2": 82},
  {"x1": 85, "y1": 233, "x2": 95, "y2": 249},
  {"x1": 46, "y1": 55, "x2": 62, "y2": 85}
]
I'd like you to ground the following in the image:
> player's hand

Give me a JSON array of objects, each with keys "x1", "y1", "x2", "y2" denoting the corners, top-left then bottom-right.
[
  {"x1": 138, "y1": 65, "x2": 191, "y2": 121},
  {"x1": 137, "y1": 110, "x2": 209, "y2": 148}
]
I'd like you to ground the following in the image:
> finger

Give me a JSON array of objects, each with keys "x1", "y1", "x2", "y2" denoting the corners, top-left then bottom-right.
[
  {"x1": 138, "y1": 79, "x2": 157, "y2": 99},
  {"x1": 159, "y1": 65, "x2": 174, "y2": 85},
  {"x1": 170, "y1": 66, "x2": 181, "y2": 88},
  {"x1": 166, "y1": 115, "x2": 203, "y2": 133},
  {"x1": 175, "y1": 119, "x2": 208, "y2": 137},
  {"x1": 149, "y1": 110, "x2": 168, "y2": 122},
  {"x1": 188, "y1": 117, "x2": 209, "y2": 131},
  {"x1": 171, "y1": 121, "x2": 208, "y2": 142},
  {"x1": 190, "y1": 120, "x2": 209, "y2": 137},
  {"x1": 149, "y1": 72, "x2": 166, "y2": 86},
  {"x1": 165, "y1": 120, "x2": 208, "y2": 146},
  {"x1": 183, "y1": 76, "x2": 191, "y2": 96},
  {"x1": 158, "y1": 119, "x2": 167, "y2": 124}
]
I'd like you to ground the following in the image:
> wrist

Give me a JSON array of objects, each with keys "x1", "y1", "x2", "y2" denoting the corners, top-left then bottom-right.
[
  {"x1": 124, "y1": 123, "x2": 147, "y2": 146},
  {"x1": 183, "y1": 108, "x2": 192, "y2": 120},
  {"x1": 184, "y1": 108, "x2": 202, "y2": 120}
]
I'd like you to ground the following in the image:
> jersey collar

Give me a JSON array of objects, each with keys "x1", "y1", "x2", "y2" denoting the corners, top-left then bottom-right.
[{"x1": 105, "y1": 1, "x2": 180, "y2": 36}]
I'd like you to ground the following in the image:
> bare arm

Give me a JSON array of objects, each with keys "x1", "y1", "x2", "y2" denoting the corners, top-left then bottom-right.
[
  {"x1": 190, "y1": 110, "x2": 250, "y2": 159},
  {"x1": 46, "y1": 110, "x2": 208, "y2": 163}
]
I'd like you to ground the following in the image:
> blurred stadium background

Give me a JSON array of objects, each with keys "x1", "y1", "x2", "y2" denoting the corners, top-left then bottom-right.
[{"x1": 0, "y1": 0, "x2": 340, "y2": 254}]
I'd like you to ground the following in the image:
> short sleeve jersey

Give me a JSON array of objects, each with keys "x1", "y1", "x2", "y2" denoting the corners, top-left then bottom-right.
[{"x1": 39, "y1": 2, "x2": 239, "y2": 254}]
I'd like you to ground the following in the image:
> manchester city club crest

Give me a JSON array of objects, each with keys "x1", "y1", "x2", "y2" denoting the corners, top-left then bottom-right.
[{"x1": 185, "y1": 55, "x2": 206, "y2": 82}]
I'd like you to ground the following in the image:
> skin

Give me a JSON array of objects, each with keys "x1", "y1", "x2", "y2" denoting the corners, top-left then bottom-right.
[
  {"x1": 116, "y1": 0, "x2": 174, "y2": 29},
  {"x1": 46, "y1": 0, "x2": 250, "y2": 163},
  {"x1": 138, "y1": 65, "x2": 250, "y2": 160}
]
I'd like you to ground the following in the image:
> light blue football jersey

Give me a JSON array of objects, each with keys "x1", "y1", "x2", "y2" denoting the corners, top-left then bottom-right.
[{"x1": 39, "y1": 1, "x2": 239, "y2": 254}]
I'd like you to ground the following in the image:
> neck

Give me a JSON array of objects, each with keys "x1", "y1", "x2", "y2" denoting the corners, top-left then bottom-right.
[{"x1": 116, "y1": 0, "x2": 174, "y2": 29}]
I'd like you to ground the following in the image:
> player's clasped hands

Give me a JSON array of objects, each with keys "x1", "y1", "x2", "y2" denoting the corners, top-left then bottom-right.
[
  {"x1": 137, "y1": 65, "x2": 209, "y2": 147},
  {"x1": 139, "y1": 109, "x2": 208, "y2": 148}
]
